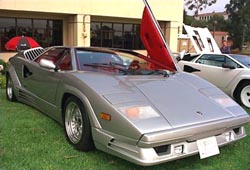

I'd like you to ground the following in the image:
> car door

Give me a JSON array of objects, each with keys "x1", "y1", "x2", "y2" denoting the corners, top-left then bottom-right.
[
  {"x1": 21, "y1": 47, "x2": 71, "y2": 105},
  {"x1": 181, "y1": 54, "x2": 243, "y2": 89}
]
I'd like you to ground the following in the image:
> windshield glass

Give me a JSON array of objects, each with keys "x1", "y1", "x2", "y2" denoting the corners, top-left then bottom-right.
[
  {"x1": 229, "y1": 54, "x2": 250, "y2": 68},
  {"x1": 75, "y1": 48, "x2": 173, "y2": 76}
]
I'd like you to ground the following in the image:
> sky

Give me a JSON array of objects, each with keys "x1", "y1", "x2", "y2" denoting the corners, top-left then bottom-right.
[{"x1": 187, "y1": 0, "x2": 230, "y2": 15}]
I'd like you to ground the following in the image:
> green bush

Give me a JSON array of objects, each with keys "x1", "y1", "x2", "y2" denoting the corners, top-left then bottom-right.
[
  {"x1": 0, "y1": 59, "x2": 6, "y2": 74},
  {"x1": 0, "y1": 75, "x2": 6, "y2": 89}
]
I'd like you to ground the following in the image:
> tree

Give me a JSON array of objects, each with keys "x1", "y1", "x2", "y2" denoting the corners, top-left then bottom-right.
[
  {"x1": 183, "y1": 10, "x2": 193, "y2": 26},
  {"x1": 207, "y1": 15, "x2": 228, "y2": 31},
  {"x1": 226, "y1": 0, "x2": 250, "y2": 50},
  {"x1": 185, "y1": 0, "x2": 217, "y2": 16}
]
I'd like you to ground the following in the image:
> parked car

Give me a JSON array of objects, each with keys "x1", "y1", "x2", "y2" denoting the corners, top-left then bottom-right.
[
  {"x1": 5, "y1": 3, "x2": 250, "y2": 166},
  {"x1": 178, "y1": 24, "x2": 250, "y2": 108},
  {"x1": 178, "y1": 53, "x2": 250, "y2": 108}
]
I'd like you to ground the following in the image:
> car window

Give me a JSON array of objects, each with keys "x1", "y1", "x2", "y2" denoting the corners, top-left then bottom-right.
[
  {"x1": 35, "y1": 48, "x2": 72, "y2": 70},
  {"x1": 58, "y1": 53, "x2": 72, "y2": 70},
  {"x1": 229, "y1": 54, "x2": 250, "y2": 68},
  {"x1": 75, "y1": 49, "x2": 172, "y2": 76},
  {"x1": 196, "y1": 54, "x2": 225, "y2": 67},
  {"x1": 196, "y1": 54, "x2": 241, "y2": 68},
  {"x1": 224, "y1": 57, "x2": 241, "y2": 68}
]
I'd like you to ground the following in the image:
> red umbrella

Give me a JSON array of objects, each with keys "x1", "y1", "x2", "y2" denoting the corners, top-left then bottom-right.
[{"x1": 5, "y1": 36, "x2": 40, "y2": 51}]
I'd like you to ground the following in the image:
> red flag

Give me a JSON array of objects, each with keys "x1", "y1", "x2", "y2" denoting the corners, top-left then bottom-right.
[{"x1": 140, "y1": 5, "x2": 176, "y2": 71}]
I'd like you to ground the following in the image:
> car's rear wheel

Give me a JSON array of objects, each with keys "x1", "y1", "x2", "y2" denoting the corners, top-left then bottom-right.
[
  {"x1": 235, "y1": 82, "x2": 250, "y2": 108},
  {"x1": 6, "y1": 74, "x2": 16, "y2": 102},
  {"x1": 63, "y1": 96, "x2": 94, "y2": 151}
]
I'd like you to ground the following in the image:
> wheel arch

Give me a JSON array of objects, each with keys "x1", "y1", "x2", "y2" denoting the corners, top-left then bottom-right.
[
  {"x1": 233, "y1": 79, "x2": 250, "y2": 99},
  {"x1": 60, "y1": 89, "x2": 101, "y2": 129}
]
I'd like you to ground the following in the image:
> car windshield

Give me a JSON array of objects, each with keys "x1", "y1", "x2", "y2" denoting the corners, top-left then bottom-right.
[
  {"x1": 75, "y1": 48, "x2": 173, "y2": 76},
  {"x1": 229, "y1": 54, "x2": 250, "y2": 68}
]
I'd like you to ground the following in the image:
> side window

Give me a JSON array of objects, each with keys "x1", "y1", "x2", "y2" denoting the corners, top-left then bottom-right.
[
  {"x1": 58, "y1": 53, "x2": 72, "y2": 70},
  {"x1": 36, "y1": 48, "x2": 72, "y2": 70},
  {"x1": 225, "y1": 57, "x2": 241, "y2": 68},
  {"x1": 36, "y1": 48, "x2": 65, "y2": 63},
  {"x1": 196, "y1": 54, "x2": 225, "y2": 67}
]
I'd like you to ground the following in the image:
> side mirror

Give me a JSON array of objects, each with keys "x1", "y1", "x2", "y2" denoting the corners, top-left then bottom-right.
[
  {"x1": 39, "y1": 59, "x2": 56, "y2": 70},
  {"x1": 183, "y1": 65, "x2": 201, "y2": 73},
  {"x1": 222, "y1": 63, "x2": 236, "y2": 69}
]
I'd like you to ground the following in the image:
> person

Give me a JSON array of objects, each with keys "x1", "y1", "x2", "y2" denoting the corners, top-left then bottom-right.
[
  {"x1": 129, "y1": 60, "x2": 140, "y2": 70},
  {"x1": 220, "y1": 40, "x2": 231, "y2": 54}
]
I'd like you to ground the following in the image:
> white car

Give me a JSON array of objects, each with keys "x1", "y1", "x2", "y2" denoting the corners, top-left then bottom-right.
[{"x1": 178, "y1": 25, "x2": 250, "y2": 108}]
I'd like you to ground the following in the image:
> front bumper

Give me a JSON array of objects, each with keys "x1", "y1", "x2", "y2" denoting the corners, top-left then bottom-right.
[{"x1": 93, "y1": 115, "x2": 250, "y2": 166}]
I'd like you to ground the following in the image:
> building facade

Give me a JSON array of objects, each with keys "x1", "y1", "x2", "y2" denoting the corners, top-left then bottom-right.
[
  {"x1": 194, "y1": 11, "x2": 229, "y2": 21},
  {"x1": 0, "y1": 0, "x2": 184, "y2": 61}
]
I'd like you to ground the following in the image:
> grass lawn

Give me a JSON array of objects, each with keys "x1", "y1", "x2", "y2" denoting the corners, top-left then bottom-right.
[{"x1": 0, "y1": 88, "x2": 250, "y2": 170}]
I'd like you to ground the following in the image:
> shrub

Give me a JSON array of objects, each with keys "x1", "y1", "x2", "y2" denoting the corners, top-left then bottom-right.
[
  {"x1": 0, "y1": 75, "x2": 6, "y2": 89},
  {"x1": 0, "y1": 59, "x2": 6, "y2": 74}
]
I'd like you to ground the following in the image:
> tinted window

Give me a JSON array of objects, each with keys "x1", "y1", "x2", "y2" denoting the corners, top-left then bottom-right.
[
  {"x1": 196, "y1": 54, "x2": 225, "y2": 67},
  {"x1": 90, "y1": 22, "x2": 144, "y2": 50},
  {"x1": 230, "y1": 54, "x2": 250, "y2": 68},
  {"x1": 196, "y1": 54, "x2": 241, "y2": 68},
  {"x1": 0, "y1": 17, "x2": 63, "y2": 52},
  {"x1": 0, "y1": 18, "x2": 15, "y2": 52},
  {"x1": 75, "y1": 49, "x2": 173, "y2": 76},
  {"x1": 36, "y1": 48, "x2": 72, "y2": 70}
]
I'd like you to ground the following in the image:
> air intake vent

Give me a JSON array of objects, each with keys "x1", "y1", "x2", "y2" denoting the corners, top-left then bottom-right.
[
  {"x1": 153, "y1": 145, "x2": 171, "y2": 156},
  {"x1": 23, "y1": 47, "x2": 45, "y2": 61}
]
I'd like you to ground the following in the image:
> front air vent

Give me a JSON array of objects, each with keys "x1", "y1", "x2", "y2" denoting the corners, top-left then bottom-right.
[
  {"x1": 153, "y1": 145, "x2": 171, "y2": 156},
  {"x1": 233, "y1": 127, "x2": 242, "y2": 135}
]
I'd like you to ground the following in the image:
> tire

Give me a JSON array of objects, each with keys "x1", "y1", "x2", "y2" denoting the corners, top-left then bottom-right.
[
  {"x1": 235, "y1": 82, "x2": 250, "y2": 108},
  {"x1": 6, "y1": 74, "x2": 17, "y2": 102},
  {"x1": 63, "y1": 96, "x2": 94, "y2": 151}
]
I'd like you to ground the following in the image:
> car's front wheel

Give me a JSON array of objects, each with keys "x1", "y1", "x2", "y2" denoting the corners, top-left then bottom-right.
[
  {"x1": 63, "y1": 96, "x2": 94, "y2": 151},
  {"x1": 6, "y1": 74, "x2": 16, "y2": 102},
  {"x1": 235, "y1": 82, "x2": 250, "y2": 108}
]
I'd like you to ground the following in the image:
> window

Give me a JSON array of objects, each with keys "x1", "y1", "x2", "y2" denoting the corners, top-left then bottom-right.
[
  {"x1": 124, "y1": 24, "x2": 133, "y2": 49},
  {"x1": 0, "y1": 18, "x2": 63, "y2": 52},
  {"x1": 196, "y1": 54, "x2": 240, "y2": 68},
  {"x1": 91, "y1": 22, "x2": 144, "y2": 50},
  {"x1": 197, "y1": 54, "x2": 225, "y2": 67},
  {"x1": 113, "y1": 23, "x2": 123, "y2": 48},
  {"x1": 0, "y1": 18, "x2": 15, "y2": 52},
  {"x1": 90, "y1": 22, "x2": 101, "y2": 47},
  {"x1": 224, "y1": 57, "x2": 241, "y2": 68},
  {"x1": 101, "y1": 23, "x2": 113, "y2": 47},
  {"x1": 17, "y1": 19, "x2": 32, "y2": 36},
  {"x1": 36, "y1": 48, "x2": 72, "y2": 70}
]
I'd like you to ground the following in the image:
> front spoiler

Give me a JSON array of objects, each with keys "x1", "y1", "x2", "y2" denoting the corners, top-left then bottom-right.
[{"x1": 92, "y1": 115, "x2": 250, "y2": 166}]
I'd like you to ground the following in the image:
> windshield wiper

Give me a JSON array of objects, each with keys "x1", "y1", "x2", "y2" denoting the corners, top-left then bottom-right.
[
  {"x1": 109, "y1": 62, "x2": 127, "y2": 68},
  {"x1": 147, "y1": 70, "x2": 170, "y2": 77},
  {"x1": 83, "y1": 63, "x2": 127, "y2": 74}
]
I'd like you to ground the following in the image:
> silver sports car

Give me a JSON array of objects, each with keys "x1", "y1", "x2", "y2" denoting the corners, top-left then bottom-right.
[{"x1": 5, "y1": 1, "x2": 250, "y2": 166}]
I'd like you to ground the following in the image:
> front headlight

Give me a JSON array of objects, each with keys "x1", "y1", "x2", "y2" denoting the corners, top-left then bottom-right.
[{"x1": 119, "y1": 106, "x2": 160, "y2": 121}]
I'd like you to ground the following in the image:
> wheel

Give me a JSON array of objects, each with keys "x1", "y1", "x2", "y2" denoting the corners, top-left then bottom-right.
[
  {"x1": 63, "y1": 96, "x2": 94, "y2": 151},
  {"x1": 235, "y1": 82, "x2": 250, "y2": 108},
  {"x1": 6, "y1": 74, "x2": 16, "y2": 102}
]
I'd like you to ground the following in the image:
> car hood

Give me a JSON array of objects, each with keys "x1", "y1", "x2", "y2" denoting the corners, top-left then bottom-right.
[
  {"x1": 71, "y1": 72, "x2": 245, "y2": 133},
  {"x1": 183, "y1": 24, "x2": 221, "y2": 54}
]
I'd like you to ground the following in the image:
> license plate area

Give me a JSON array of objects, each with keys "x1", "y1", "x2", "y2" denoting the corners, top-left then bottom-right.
[{"x1": 197, "y1": 136, "x2": 220, "y2": 159}]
